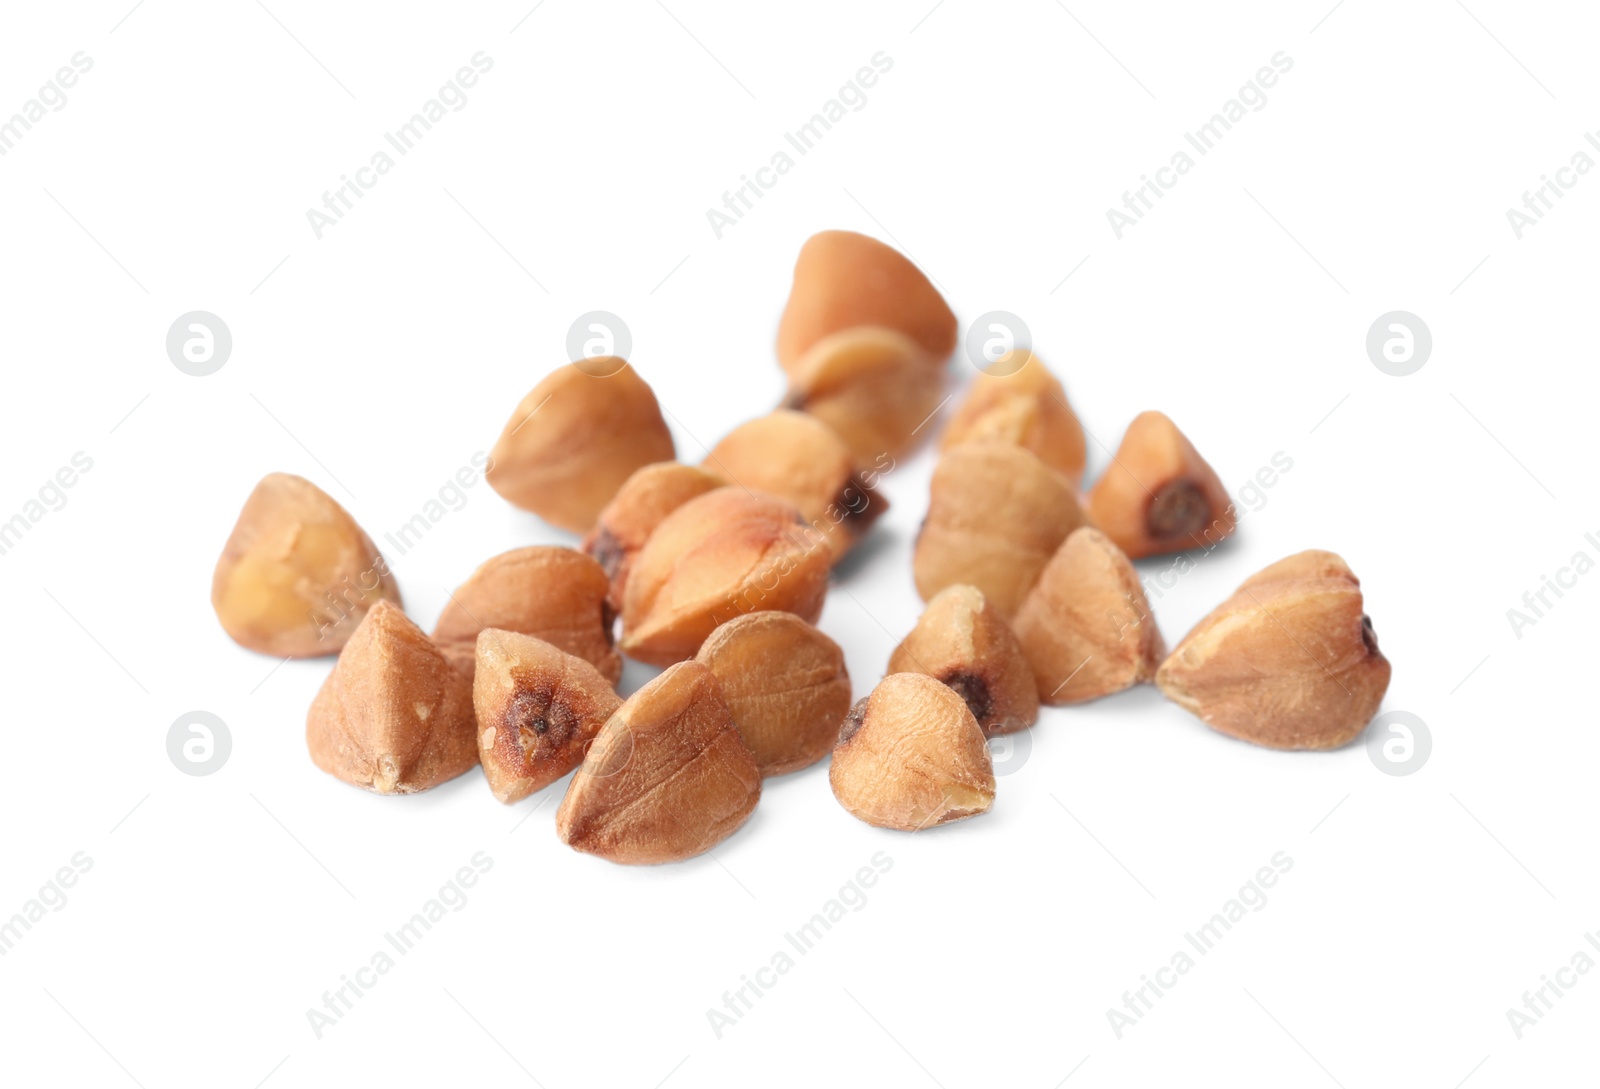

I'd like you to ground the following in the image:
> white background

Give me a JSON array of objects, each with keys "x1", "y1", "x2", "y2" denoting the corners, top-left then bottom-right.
[{"x1": 0, "y1": 1, "x2": 1594, "y2": 1086}]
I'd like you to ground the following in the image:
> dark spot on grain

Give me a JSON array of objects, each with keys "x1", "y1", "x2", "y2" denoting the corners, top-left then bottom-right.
[
  {"x1": 834, "y1": 470, "x2": 889, "y2": 536},
  {"x1": 941, "y1": 670, "x2": 993, "y2": 726},
  {"x1": 588, "y1": 527, "x2": 626, "y2": 582},
  {"x1": 1147, "y1": 479, "x2": 1209, "y2": 540},
  {"x1": 1360, "y1": 614, "x2": 1380, "y2": 657},
  {"x1": 837, "y1": 697, "x2": 870, "y2": 744}
]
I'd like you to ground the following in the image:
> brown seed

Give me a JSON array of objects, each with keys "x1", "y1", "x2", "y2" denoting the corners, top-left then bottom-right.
[
  {"x1": 582, "y1": 461, "x2": 726, "y2": 612},
  {"x1": 776, "y1": 229, "x2": 957, "y2": 372},
  {"x1": 783, "y1": 326, "x2": 944, "y2": 463},
  {"x1": 695, "y1": 612, "x2": 852, "y2": 775},
  {"x1": 306, "y1": 601, "x2": 476, "y2": 794},
  {"x1": 941, "y1": 349, "x2": 1087, "y2": 487},
  {"x1": 913, "y1": 441, "x2": 1089, "y2": 616},
  {"x1": 703, "y1": 410, "x2": 889, "y2": 561},
  {"x1": 889, "y1": 585, "x2": 1039, "y2": 736},
  {"x1": 1155, "y1": 550, "x2": 1391, "y2": 750},
  {"x1": 1086, "y1": 411, "x2": 1234, "y2": 559},
  {"x1": 473, "y1": 629, "x2": 623, "y2": 805},
  {"x1": 1238, "y1": 549, "x2": 1357, "y2": 586},
  {"x1": 829, "y1": 673, "x2": 995, "y2": 831},
  {"x1": 556, "y1": 661, "x2": 761, "y2": 864},
  {"x1": 212, "y1": 473, "x2": 401, "y2": 658},
  {"x1": 1012, "y1": 528, "x2": 1164, "y2": 705},
  {"x1": 620, "y1": 488, "x2": 831, "y2": 667},
  {"x1": 433, "y1": 546, "x2": 621, "y2": 686},
  {"x1": 486, "y1": 362, "x2": 676, "y2": 533}
]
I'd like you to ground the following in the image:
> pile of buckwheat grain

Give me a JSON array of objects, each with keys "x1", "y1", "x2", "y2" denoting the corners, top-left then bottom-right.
[{"x1": 211, "y1": 229, "x2": 1391, "y2": 864}]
